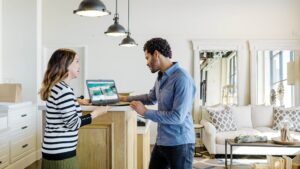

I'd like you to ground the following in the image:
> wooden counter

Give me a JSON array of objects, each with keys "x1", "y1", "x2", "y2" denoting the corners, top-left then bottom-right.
[
  {"x1": 39, "y1": 105, "x2": 137, "y2": 169},
  {"x1": 137, "y1": 121, "x2": 151, "y2": 169}
]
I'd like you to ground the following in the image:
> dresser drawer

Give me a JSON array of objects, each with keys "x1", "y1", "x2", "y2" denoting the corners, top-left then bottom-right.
[
  {"x1": 0, "y1": 144, "x2": 9, "y2": 169},
  {"x1": 10, "y1": 134, "x2": 36, "y2": 163},
  {"x1": 0, "y1": 135, "x2": 9, "y2": 148},
  {"x1": 8, "y1": 108, "x2": 33, "y2": 125}
]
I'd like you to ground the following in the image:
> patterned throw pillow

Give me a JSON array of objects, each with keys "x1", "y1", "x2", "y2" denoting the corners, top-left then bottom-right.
[
  {"x1": 207, "y1": 108, "x2": 237, "y2": 132},
  {"x1": 272, "y1": 107, "x2": 300, "y2": 131}
]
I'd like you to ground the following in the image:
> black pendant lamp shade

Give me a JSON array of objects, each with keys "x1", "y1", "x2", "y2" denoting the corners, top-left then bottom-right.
[
  {"x1": 105, "y1": 14, "x2": 126, "y2": 36},
  {"x1": 119, "y1": 0, "x2": 137, "y2": 47},
  {"x1": 119, "y1": 33, "x2": 138, "y2": 47},
  {"x1": 105, "y1": 0, "x2": 126, "y2": 37},
  {"x1": 74, "y1": 0, "x2": 111, "y2": 17}
]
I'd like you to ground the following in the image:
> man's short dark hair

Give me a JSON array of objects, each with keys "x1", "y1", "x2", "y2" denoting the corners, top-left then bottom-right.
[{"x1": 143, "y1": 38, "x2": 172, "y2": 58}]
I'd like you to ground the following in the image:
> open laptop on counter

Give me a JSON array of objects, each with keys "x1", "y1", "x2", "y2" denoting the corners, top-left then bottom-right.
[{"x1": 86, "y1": 80, "x2": 130, "y2": 106}]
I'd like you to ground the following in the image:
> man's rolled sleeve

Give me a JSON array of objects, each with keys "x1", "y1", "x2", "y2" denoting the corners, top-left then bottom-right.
[{"x1": 144, "y1": 109, "x2": 156, "y2": 120}]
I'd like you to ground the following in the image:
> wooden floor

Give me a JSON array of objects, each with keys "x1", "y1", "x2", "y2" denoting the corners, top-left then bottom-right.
[
  {"x1": 25, "y1": 160, "x2": 41, "y2": 169},
  {"x1": 25, "y1": 146, "x2": 195, "y2": 169}
]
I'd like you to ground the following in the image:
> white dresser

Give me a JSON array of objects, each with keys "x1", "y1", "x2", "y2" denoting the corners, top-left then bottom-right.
[{"x1": 0, "y1": 102, "x2": 40, "y2": 169}]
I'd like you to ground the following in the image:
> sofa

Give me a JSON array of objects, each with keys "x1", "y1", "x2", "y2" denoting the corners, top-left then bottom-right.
[{"x1": 200, "y1": 105, "x2": 300, "y2": 155}]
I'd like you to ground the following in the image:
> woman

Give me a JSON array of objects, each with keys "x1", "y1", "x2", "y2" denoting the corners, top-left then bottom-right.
[{"x1": 39, "y1": 48, "x2": 108, "y2": 169}]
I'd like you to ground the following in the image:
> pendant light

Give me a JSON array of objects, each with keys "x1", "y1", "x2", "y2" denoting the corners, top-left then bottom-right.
[
  {"x1": 104, "y1": 0, "x2": 126, "y2": 36},
  {"x1": 74, "y1": 0, "x2": 110, "y2": 17},
  {"x1": 119, "y1": 0, "x2": 137, "y2": 47}
]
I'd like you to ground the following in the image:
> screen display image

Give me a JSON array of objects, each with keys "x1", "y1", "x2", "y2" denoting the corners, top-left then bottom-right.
[{"x1": 87, "y1": 81, "x2": 118, "y2": 101}]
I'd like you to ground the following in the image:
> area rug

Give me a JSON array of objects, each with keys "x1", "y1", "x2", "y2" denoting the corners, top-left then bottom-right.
[{"x1": 193, "y1": 157, "x2": 267, "y2": 169}]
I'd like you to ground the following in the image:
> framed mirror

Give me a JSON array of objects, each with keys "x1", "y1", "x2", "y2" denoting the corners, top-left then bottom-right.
[
  {"x1": 250, "y1": 40, "x2": 300, "y2": 107},
  {"x1": 199, "y1": 50, "x2": 238, "y2": 106},
  {"x1": 192, "y1": 40, "x2": 249, "y2": 122}
]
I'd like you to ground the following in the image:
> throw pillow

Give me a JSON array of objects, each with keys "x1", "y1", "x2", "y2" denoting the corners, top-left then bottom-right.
[
  {"x1": 251, "y1": 105, "x2": 273, "y2": 128},
  {"x1": 202, "y1": 104, "x2": 226, "y2": 122},
  {"x1": 207, "y1": 108, "x2": 237, "y2": 132},
  {"x1": 272, "y1": 107, "x2": 300, "y2": 131},
  {"x1": 230, "y1": 105, "x2": 253, "y2": 129}
]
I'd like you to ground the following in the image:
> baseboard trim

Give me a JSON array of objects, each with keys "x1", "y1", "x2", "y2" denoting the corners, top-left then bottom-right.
[{"x1": 5, "y1": 150, "x2": 40, "y2": 169}]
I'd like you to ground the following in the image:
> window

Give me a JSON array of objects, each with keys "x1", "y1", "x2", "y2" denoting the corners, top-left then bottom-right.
[
  {"x1": 228, "y1": 53, "x2": 237, "y2": 86},
  {"x1": 269, "y1": 50, "x2": 295, "y2": 107}
]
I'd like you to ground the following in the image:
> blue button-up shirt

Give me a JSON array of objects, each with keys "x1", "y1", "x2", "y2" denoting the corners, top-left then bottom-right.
[{"x1": 128, "y1": 63, "x2": 196, "y2": 146}]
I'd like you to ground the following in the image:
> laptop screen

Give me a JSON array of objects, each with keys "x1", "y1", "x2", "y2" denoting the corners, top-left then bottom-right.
[{"x1": 86, "y1": 80, "x2": 119, "y2": 103}]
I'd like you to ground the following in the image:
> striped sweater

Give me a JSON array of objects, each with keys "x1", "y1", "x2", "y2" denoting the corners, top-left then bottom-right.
[{"x1": 42, "y1": 81, "x2": 92, "y2": 160}]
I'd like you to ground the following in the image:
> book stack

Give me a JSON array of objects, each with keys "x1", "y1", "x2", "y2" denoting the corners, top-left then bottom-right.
[
  {"x1": 268, "y1": 155, "x2": 293, "y2": 169},
  {"x1": 252, "y1": 155, "x2": 300, "y2": 169},
  {"x1": 252, "y1": 163, "x2": 270, "y2": 169}
]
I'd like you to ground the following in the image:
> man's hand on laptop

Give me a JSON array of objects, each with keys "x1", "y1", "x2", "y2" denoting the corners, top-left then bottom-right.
[
  {"x1": 91, "y1": 106, "x2": 110, "y2": 119},
  {"x1": 130, "y1": 101, "x2": 147, "y2": 116},
  {"x1": 119, "y1": 95, "x2": 128, "y2": 102},
  {"x1": 77, "y1": 98, "x2": 91, "y2": 105}
]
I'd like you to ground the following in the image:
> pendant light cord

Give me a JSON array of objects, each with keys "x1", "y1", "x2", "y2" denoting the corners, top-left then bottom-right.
[
  {"x1": 114, "y1": 0, "x2": 118, "y2": 19},
  {"x1": 116, "y1": 0, "x2": 118, "y2": 13},
  {"x1": 127, "y1": 0, "x2": 130, "y2": 33}
]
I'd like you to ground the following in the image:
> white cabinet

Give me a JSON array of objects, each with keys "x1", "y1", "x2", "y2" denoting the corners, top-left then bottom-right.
[{"x1": 0, "y1": 102, "x2": 39, "y2": 169}]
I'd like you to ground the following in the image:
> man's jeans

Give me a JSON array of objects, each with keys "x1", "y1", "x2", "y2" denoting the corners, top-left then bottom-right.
[{"x1": 149, "y1": 143, "x2": 195, "y2": 169}]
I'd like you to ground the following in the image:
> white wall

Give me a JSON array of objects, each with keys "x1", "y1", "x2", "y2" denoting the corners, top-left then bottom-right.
[
  {"x1": 1, "y1": 0, "x2": 300, "y2": 103},
  {"x1": 42, "y1": 0, "x2": 300, "y2": 99},
  {"x1": 2, "y1": 0, "x2": 39, "y2": 102}
]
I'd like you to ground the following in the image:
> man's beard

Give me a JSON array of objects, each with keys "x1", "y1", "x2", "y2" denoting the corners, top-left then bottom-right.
[
  {"x1": 150, "y1": 66, "x2": 159, "y2": 73},
  {"x1": 148, "y1": 57, "x2": 160, "y2": 73}
]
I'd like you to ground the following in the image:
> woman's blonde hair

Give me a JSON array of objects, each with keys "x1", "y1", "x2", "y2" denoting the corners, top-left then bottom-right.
[{"x1": 39, "y1": 48, "x2": 76, "y2": 101}]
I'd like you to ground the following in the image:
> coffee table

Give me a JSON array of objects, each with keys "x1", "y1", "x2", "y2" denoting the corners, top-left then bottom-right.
[{"x1": 225, "y1": 139, "x2": 300, "y2": 169}]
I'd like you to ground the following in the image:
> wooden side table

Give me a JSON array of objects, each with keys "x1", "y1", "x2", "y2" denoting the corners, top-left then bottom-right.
[{"x1": 194, "y1": 124, "x2": 204, "y2": 157}]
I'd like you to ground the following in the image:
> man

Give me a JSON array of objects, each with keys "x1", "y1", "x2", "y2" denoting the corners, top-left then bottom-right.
[{"x1": 120, "y1": 37, "x2": 196, "y2": 169}]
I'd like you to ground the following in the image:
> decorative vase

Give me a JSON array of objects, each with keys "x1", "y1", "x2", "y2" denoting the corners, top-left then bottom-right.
[
  {"x1": 270, "y1": 89, "x2": 276, "y2": 105},
  {"x1": 277, "y1": 82, "x2": 284, "y2": 106}
]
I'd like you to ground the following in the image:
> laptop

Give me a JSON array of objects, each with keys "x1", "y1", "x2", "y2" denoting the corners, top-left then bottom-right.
[{"x1": 86, "y1": 80, "x2": 130, "y2": 106}]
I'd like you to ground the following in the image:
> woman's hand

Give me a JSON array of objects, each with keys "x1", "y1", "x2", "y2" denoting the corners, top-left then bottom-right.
[
  {"x1": 91, "y1": 106, "x2": 110, "y2": 119},
  {"x1": 77, "y1": 99, "x2": 90, "y2": 105}
]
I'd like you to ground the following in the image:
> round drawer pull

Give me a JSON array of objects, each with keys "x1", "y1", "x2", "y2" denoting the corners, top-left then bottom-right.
[
  {"x1": 0, "y1": 161, "x2": 2, "y2": 164},
  {"x1": 21, "y1": 114, "x2": 27, "y2": 117},
  {"x1": 22, "y1": 144, "x2": 28, "y2": 148},
  {"x1": 21, "y1": 126, "x2": 28, "y2": 130}
]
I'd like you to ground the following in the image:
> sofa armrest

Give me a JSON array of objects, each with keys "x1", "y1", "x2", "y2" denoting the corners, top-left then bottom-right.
[
  {"x1": 201, "y1": 119, "x2": 216, "y2": 135},
  {"x1": 200, "y1": 119, "x2": 217, "y2": 154}
]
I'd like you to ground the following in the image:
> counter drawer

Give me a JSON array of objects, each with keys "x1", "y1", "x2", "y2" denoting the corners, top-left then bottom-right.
[
  {"x1": 0, "y1": 143, "x2": 9, "y2": 159},
  {"x1": 10, "y1": 134, "x2": 36, "y2": 163},
  {"x1": 8, "y1": 107, "x2": 33, "y2": 125},
  {"x1": 10, "y1": 122, "x2": 35, "y2": 139},
  {"x1": 0, "y1": 144, "x2": 9, "y2": 169},
  {"x1": 0, "y1": 154, "x2": 9, "y2": 169}
]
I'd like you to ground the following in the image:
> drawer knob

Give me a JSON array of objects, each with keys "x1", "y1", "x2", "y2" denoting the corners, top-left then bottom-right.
[
  {"x1": 0, "y1": 161, "x2": 2, "y2": 164},
  {"x1": 21, "y1": 114, "x2": 27, "y2": 117},
  {"x1": 21, "y1": 126, "x2": 28, "y2": 130},
  {"x1": 22, "y1": 144, "x2": 28, "y2": 148}
]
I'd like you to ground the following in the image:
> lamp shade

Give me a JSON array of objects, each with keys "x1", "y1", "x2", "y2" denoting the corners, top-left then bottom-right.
[
  {"x1": 74, "y1": 0, "x2": 110, "y2": 17},
  {"x1": 105, "y1": 15, "x2": 126, "y2": 36},
  {"x1": 287, "y1": 61, "x2": 295, "y2": 85},
  {"x1": 119, "y1": 34, "x2": 138, "y2": 47}
]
